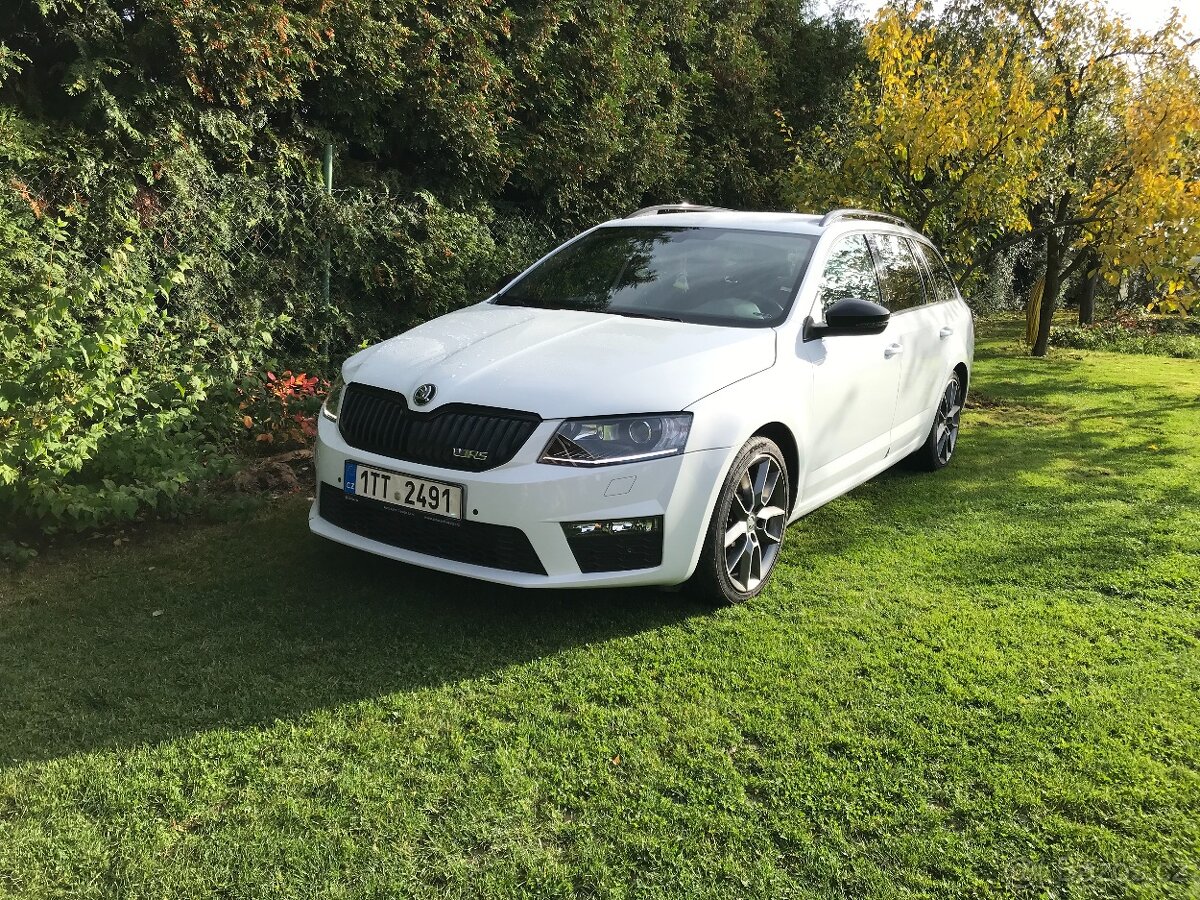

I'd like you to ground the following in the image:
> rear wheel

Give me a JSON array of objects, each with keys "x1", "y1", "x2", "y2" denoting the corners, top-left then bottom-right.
[
  {"x1": 913, "y1": 373, "x2": 963, "y2": 471},
  {"x1": 691, "y1": 436, "x2": 790, "y2": 604}
]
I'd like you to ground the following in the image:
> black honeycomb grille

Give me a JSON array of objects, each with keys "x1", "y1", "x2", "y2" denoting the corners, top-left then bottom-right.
[{"x1": 337, "y1": 383, "x2": 541, "y2": 472}]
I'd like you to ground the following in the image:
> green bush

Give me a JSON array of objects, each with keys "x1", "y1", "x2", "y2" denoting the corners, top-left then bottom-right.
[
  {"x1": 1050, "y1": 319, "x2": 1200, "y2": 358},
  {"x1": 0, "y1": 205, "x2": 276, "y2": 542},
  {"x1": 0, "y1": 0, "x2": 864, "y2": 543}
]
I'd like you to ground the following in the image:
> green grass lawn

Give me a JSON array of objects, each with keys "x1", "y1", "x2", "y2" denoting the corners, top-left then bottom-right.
[{"x1": 2, "y1": 320, "x2": 1198, "y2": 898}]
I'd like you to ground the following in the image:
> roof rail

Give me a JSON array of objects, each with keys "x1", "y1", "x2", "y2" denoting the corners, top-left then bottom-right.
[
  {"x1": 819, "y1": 208, "x2": 911, "y2": 229},
  {"x1": 625, "y1": 203, "x2": 730, "y2": 218}
]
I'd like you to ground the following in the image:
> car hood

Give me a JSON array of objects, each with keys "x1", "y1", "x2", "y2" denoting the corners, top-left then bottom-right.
[{"x1": 343, "y1": 303, "x2": 776, "y2": 419}]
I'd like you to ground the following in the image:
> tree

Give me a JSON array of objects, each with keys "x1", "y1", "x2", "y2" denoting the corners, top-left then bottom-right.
[
  {"x1": 780, "y1": 2, "x2": 1058, "y2": 269},
  {"x1": 784, "y1": 0, "x2": 1200, "y2": 357},
  {"x1": 1007, "y1": 0, "x2": 1200, "y2": 355}
]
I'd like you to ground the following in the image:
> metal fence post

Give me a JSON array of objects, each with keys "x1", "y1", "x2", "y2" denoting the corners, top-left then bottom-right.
[{"x1": 321, "y1": 143, "x2": 333, "y2": 359}]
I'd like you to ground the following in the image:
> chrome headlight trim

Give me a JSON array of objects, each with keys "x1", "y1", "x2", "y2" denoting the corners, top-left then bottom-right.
[{"x1": 539, "y1": 413, "x2": 693, "y2": 467}]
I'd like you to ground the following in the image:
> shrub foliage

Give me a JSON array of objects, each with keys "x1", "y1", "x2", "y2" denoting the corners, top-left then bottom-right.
[
  {"x1": 0, "y1": 0, "x2": 861, "y2": 540},
  {"x1": 1050, "y1": 316, "x2": 1200, "y2": 359}
]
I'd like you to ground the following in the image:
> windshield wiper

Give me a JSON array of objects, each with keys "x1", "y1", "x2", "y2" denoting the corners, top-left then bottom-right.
[{"x1": 608, "y1": 310, "x2": 682, "y2": 323}]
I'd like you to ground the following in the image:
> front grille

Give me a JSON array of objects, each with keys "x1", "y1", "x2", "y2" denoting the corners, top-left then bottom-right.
[
  {"x1": 338, "y1": 383, "x2": 541, "y2": 472},
  {"x1": 564, "y1": 526, "x2": 664, "y2": 573},
  {"x1": 319, "y1": 483, "x2": 546, "y2": 575}
]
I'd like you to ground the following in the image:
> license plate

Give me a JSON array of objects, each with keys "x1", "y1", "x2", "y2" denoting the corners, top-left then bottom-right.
[{"x1": 343, "y1": 461, "x2": 463, "y2": 520}]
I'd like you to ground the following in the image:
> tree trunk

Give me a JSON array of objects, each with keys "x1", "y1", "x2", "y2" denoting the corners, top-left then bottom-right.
[
  {"x1": 1077, "y1": 258, "x2": 1100, "y2": 325},
  {"x1": 1032, "y1": 235, "x2": 1064, "y2": 357},
  {"x1": 1075, "y1": 252, "x2": 1099, "y2": 326}
]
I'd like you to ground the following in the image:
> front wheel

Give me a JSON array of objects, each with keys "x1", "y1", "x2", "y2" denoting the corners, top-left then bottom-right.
[
  {"x1": 913, "y1": 373, "x2": 963, "y2": 471},
  {"x1": 690, "y1": 436, "x2": 790, "y2": 604}
]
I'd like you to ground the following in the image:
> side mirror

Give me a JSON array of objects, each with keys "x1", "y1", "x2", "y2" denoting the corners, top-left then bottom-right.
[
  {"x1": 804, "y1": 298, "x2": 890, "y2": 340},
  {"x1": 492, "y1": 272, "x2": 519, "y2": 295}
]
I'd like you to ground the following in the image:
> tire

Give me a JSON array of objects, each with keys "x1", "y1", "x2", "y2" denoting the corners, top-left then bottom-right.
[
  {"x1": 690, "y1": 436, "x2": 790, "y2": 604},
  {"x1": 913, "y1": 372, "x2": 964, "y2": 472}
]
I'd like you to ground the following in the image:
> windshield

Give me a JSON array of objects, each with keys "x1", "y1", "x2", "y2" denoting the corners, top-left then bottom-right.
[{"x1": 494, "y1": 226, "x2": 818, "y2": 327}]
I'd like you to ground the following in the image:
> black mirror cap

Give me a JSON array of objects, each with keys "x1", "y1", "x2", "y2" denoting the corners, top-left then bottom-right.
[{"x1": 804, "y1": 298, "x2": 890, "y2": 340}]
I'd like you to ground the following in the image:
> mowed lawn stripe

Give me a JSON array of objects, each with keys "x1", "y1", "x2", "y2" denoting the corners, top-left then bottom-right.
[{"x1": 1, "y1": 320, "x2": 1197, "y2": 898}]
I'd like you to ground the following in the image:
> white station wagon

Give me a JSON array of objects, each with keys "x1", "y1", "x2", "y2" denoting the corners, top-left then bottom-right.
[{"x1": 311, "y1": 206, "x2": 974, "y2": 603}]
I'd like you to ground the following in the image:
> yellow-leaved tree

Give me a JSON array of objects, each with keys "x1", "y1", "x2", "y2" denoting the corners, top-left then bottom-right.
[
  {"x1": 781, "y1": 2, "x2": 1059, "y2": 268},
  {"x1": 784, "y1": 0, "x2": 1200, "y2": 356},
  {"x1": 1010, "y1": 0, "x2": 1200, "y2": 353}
]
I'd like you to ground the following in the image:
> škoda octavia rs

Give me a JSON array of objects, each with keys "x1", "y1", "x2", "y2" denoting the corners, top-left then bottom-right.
[{"x1": 311, "y1": 206, "x2": 974, "y2": 603}]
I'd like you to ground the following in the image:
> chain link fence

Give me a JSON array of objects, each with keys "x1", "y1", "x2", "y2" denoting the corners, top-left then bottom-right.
[
  {"x1": 5, "y1": 159, "x2": 338, "y2": 357},
  {"x1": 5, "y1": 151, "x2": 557, "y2": 373}
]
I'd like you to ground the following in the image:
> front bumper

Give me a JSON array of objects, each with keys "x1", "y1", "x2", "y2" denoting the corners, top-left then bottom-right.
[{"x1": 309, "y1": 415, "x2": 730, "y2": 587}]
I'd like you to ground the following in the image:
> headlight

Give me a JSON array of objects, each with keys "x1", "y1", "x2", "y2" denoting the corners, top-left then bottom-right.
[
  {"x1": 539, "y1": 413, "x2": 693, "y2": 467},
  {"x1": 321, "y1": 376, "x2": 346, "y2": 422}
]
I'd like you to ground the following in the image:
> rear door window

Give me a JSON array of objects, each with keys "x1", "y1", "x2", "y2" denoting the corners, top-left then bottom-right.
[
  {"x1": 914, "y1": 242, "x2": 959, "y2": 304},
  {"x1": 867, "y1": 233, "x2": 926, "y2": 312}
]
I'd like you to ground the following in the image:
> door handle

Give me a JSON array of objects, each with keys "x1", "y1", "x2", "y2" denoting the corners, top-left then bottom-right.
[
  {"x1": 939, "y1": 327, "x2": 954, "y2": 339},
  {"x1": 884, "y1": 343, "x2": 904, "y2": 359}
]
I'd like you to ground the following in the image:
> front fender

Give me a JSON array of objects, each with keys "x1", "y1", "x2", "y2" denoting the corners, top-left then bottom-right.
[{"x1": 681, "y1": 364, "x2": 813, "y2": 556}]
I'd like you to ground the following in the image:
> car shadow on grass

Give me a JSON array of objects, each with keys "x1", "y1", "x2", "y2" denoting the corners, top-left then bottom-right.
[{"x1": 0, "y1": 512, "x2": 711, "y2": 766}]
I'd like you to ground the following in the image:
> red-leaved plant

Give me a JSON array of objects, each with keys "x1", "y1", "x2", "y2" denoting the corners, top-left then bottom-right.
[{"x1": 238, "y1": 370, "x2": 329, "y2": 449}]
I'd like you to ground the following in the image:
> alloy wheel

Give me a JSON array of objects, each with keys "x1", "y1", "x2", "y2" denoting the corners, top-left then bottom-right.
[
  {"x1": 723, "y1": 455, "x2": 788, "y2": 592},
  {"x1": 934, "y1": 378, "x2": 963, "y2": 466}
]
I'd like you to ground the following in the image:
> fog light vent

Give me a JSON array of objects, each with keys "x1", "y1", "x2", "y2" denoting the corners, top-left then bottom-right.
[{"x1": 563, "y1": 516, "x2": 664, "y2": 573}]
